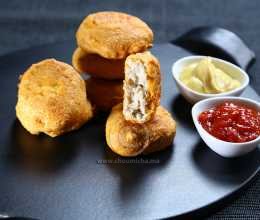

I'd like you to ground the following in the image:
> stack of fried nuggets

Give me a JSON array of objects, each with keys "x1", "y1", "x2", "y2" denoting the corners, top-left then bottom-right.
[
  {"x1": 73, "y1": 11, "x2": 176, "y2": 156},
  {"x1": 72, "y1": 11, "x2": 154, "y2": 111},
  {"x1": 106, "y1": 52, "x2": 177, "y2": 157}
]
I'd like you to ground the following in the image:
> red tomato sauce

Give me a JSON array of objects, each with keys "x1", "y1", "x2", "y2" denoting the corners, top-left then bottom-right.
[{"x1": 198, "y1": 102, "x2": 260, "y2": 143}]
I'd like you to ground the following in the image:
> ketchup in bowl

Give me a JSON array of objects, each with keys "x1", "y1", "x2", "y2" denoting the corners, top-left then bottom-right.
[{"x1": 198, "y1": 102, "x2": 260, "y2": 143}]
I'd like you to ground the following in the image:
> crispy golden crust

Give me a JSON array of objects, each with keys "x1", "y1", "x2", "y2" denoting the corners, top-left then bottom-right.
[
  {"x1": 123, "y1": 51, "x2": 161, "y2": 123},
  {"x1": 72, "y1": 47, "x2": 125, "y2": 80},
  {"x1": 142, "y1": 106, "x2": 176, "y2": 154},
  {"x1": 76, "y1": 11, "x2": 153, "y2": 59},
  {"x1": 85, "y1": 77, "x2": 123, "y2": 111},
  {"x1": 16, "y1": 59, "x2": 93, "y2": 137},
  {"x1": 106, "y1": 104, "x2": 176, "y2": 157}
]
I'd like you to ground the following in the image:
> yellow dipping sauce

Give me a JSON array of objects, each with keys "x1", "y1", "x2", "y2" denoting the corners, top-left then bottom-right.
[{"x1": 180, "y1": 58, "x2": 241, "y2": 94}]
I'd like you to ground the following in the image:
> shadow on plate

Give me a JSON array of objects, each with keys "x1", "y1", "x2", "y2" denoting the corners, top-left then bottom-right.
[
  {"x1": 171, "y1": 95, "x2": 194, "y2": 129},
  {"x1": 103, "y1": 143, "x2": 174, "y2": 204},
  {"x1": 6, "y1": 119, "x2": 80, "y2": 174},
  {"x1": 79, "y1": 115, "x2": 107, "y2": 157},
  {"x1": 192, "y1": 140, "x2": 260, "y2": 185}
]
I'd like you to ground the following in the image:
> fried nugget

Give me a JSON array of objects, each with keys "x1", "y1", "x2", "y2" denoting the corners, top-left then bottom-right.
[
  {"x1": 85, "y1": 78, "x2": 123, "y2": 111},
  {"x1": 72, "y1": 47, "x2": 125, "y2": 80},
  {"x1": 106, "y1": 104, "x2": 176, "y2": 157},
  {"x1": 123, "y1": 51, "x2": 161, "y2": 124},
  {"x1": 16, "y1": 59, "x2": 93, "y2": 137},
  {"x1": 76, "y1": 11, "x2": 153, "y2": 59}
]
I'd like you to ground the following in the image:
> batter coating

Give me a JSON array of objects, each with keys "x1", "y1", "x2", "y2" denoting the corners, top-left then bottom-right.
[
  {"x1": 16, "y1": 59, "x2": 93, "y2": 137},
  {"x1": 106, "y1": 104, "x2": 176, "y2": 157},
  {"x1": 123, "y1": 51, "x2": 161, "y2": 124},
  {"x1": 76, "y1": 11, "x2": 153, "y2": 59},
  {"x1": 85, "y1": 77, "x2": 123, "y2": 111},
  {"x1": 72, "y1": 47, "x2": 125, "y2": 80}
]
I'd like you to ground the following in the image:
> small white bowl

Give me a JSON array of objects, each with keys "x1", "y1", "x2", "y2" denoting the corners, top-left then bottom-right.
[
  {"x1": 172, "y1": 56, "x2": 249, "y2": 104},
  {"x1": 192, "y1": 97, "x2": 260, "y2": 157}
]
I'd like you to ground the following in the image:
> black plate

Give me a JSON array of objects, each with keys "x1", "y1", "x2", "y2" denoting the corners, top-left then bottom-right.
[{"x1": 0, "y1": 42, "x2": 259, "y2": 220}]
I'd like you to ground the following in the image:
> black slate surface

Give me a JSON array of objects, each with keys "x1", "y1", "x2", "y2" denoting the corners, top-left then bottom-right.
[
  {"x1": 0, "y1": 0, "x2": 259, "y2": 219},
  {"x1": 0, "y1": 42, "x2": 259, "y2": 220}
]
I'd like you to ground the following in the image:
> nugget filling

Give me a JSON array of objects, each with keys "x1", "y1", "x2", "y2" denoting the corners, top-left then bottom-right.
[{"x1": 124, "y1": 61, "x2": 148, "y2": 121}]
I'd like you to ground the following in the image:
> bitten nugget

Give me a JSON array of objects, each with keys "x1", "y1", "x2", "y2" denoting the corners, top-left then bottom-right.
[
  {"x1": 85, "y1": 77, "x2": 123, "y2": 111},
  {"x1": 106, "y1": 104, "x2": 176, "y2": 157},
  {"x1": 72, "y1": 47, "x2": 125, "y2": 80},
  {"x1": 123, "y1": 51, "x2": 161, "y2": 124},
  {"x1": 16, "y1": 59, "x2": 93, "y2": 137},
  {"x1": 76, "y1": 11, "x2": 153, "y2": 59}
]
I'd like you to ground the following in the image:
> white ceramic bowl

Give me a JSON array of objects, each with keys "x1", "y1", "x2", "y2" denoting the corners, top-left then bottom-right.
[
  {"x1": 192, "y1": 97, "x2": 260, "y2": 157},
  {"x1": 172, "y1": 56, "x2": 249, "y2": 104}
]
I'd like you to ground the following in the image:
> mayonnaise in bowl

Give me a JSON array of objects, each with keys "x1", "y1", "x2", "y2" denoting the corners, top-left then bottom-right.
[
  {"x1": 179, "y1": 57, "x2": 241, "y2": 94},
  {"x1": 171, "y1": 56, "x2": 249, "y2": 104}
]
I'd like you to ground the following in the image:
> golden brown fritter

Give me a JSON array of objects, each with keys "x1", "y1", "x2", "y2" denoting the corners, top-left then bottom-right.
[
  {"x1": 123, "y1": 51, "x2": 161, "y2": 124},
  {"x1": 85, "y1": 77, "x2": 123, "y2": 111},
  {"x1": 106, "y1": 104, "x2": 176, "y2": 157},
  {"x1": 72, "y1": 47, "x2": 125, "y2": 80},
  {"x1": 16, "y1": 59, "x2": 93, "y2": 137},
  {"x1": 76, "y1": 11, "x2": 153, "y2": 59}
]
